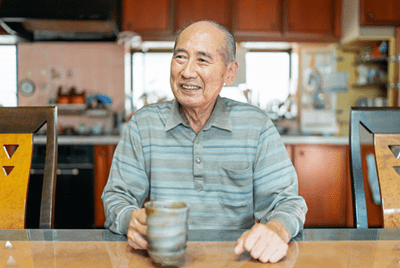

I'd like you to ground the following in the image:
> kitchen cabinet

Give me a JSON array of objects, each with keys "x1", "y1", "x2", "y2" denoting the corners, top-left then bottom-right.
[
  {"x1": 285, "y1": 144, "x2": 294, "y2": 162},
  {"x1": 175, "y1": 0, "x2": 232, "y2": 33},
  {"x1": 361, "y1": 0, "x2": 400, "y2": 26},
  {"x1": 233, "y1": 0, "x2": 282, "y2": 40},
  {"x1": 291, "y1": 144, "x2": 351, "y2": 227},
  {"x1": 122, "y1": 0, "x2": 172, "y2": 40},
  {"x1": 286, "y1": 0, "x2": 341, "y2": 41},
  {"x1": 94, "y1": 144, "x2": 117, "y2": 228},
  {"x1": 233, "y1": 0, "x2": 341, "y2": 42},
  {"x1": 122, "y1": 0, "x2": 341, "y2": 42}
]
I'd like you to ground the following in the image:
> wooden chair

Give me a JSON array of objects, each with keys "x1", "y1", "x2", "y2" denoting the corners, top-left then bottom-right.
[
  {"x1": 350, "y1": 107, "x2": 400, "y2": 229},
  {"x1": 0, "y1": 106, "x2": 57, "y2": 229}
]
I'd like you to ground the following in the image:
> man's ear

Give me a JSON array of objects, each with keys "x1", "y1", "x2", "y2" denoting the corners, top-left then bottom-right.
[{"x1": 224, "y1": 61, "x2": 239, "y2": 87}]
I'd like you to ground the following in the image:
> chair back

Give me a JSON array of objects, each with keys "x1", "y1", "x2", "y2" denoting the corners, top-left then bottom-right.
[
  {"x1": 0, "y1": 106, "x2": 57, "y2": 229},
  {"x1": 350, "y1": 107, "x2": 400, "y2": 228}
]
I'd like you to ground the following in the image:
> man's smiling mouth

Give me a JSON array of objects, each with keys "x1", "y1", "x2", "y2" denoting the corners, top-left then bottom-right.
[{"x1": 182, "y1": 85, "x2": 201, "y2": 90}]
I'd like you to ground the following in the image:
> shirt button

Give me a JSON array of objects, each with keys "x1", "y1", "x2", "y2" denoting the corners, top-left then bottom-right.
[{"x1": 196, "y1": 157, "x2": 201, "y2": 164}]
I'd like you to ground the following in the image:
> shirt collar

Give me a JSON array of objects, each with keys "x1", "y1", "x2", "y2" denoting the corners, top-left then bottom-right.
[{"x1": 164, "y1": 96, "x2": 232, "y2": 132}]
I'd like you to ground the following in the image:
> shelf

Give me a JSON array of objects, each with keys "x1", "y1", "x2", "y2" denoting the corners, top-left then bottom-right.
[
  {"x1": 56, "y1": 104, "x2": 86, "y2": 115},
  {"x1": 57, "y1": 104, "x2": 86, "y2": 111},
  {"x1": 339, "y1": 38, "x2": 391, "y2": 52},
  {"x1": 353, "y1": 83, "x2": 387, "y2": 89},
  {"x1": 85, "y1": 109, "x2": 110, "y2": 117},
  {"x1": 355, "y1": 56, "x2": 388, "y2": 65},
  {"x1": 56, "y1": 104, "x2": 110, "y2": 117}
]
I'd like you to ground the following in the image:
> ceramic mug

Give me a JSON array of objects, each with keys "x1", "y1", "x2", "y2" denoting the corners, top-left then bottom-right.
[{"x1": 144, "y1": 200, "x2": 189, "y2": 266}]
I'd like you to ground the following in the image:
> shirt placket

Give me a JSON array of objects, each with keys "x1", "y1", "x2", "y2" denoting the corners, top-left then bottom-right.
[{"x1": 193, "y1": 135, "x2": 204, "y2": 191}]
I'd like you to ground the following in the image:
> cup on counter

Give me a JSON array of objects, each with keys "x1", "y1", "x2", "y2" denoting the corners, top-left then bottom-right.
[
  {"x1": 144, "y1": 200, "x2": 189, "y2": 266},
  {"x1": 91, "y1": 123, "x2": 103, "y2": 135}
]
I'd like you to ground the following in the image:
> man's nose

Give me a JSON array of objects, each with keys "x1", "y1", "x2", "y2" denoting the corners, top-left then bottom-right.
[{"x1": 181, "y1": 60, "x2": 197, "y2": 78}]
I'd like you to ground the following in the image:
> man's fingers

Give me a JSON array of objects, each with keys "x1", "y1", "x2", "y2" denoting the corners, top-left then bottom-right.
[
  {"x1": 135, "y1": 208, "x2": 147, "y2": 224},
  {"x1": 234, "y1": 230, "x2": 250, "y2": 255},
  {"x1": 260, "y1": 247, "x2": 287, "y2": 264},
  {"x1": 249, "y1": 235, "x2": 269, "y2": 259},
  {"x1": 133, "y1": 218, "x2": 148, "y2": 235},
  {"x1": 128, "y1": 230, "x2": 148, "y2": 249},
  {"x1": 234, "y1": 237, "x2": 245, "y2": 255},
  {"x1": 258, "y1": 238, "x2": 288, "y2": 263},
  {"x1": 235, "y1": 223, "x2": 290, "y2": 263},
  {"x1": 127, "y1": 238, "x2": 141, "y2": 249},
  {"x1": 243, "y1": 230, "x2": 260, "y2": 252},
  {"x1": 127, "y1": 208, "x2": 149, "y2": 250}
]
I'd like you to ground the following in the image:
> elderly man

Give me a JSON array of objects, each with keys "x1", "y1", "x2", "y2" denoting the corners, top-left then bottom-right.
[{"x1": 102, "y1": 20, "x2": 307, "y2": 264}]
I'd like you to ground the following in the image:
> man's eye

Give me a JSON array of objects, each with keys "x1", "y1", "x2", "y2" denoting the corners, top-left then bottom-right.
[
  {"x1": 198, "y1": 58, "x2": 208, "y2": 63},
  {"x1": 174, "y1": 54, "x2": 184, "y2": 59}
]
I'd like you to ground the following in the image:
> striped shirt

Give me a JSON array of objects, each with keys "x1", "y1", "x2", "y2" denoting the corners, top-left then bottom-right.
[{"x1": 102, "y1": 96, "x2": 307, "y2": 237}]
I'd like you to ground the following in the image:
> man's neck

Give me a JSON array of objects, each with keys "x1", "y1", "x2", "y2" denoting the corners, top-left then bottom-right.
[{"x1": 180, "y1": 102, "x2": 215, "y2": 134}]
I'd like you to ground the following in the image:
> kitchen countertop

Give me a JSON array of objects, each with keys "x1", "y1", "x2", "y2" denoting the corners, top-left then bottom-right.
[
  {"x1": 33, "y1": 134, "x2": 349, "y2": 145},
  {"x1": 282, "y1": 135, "x2": 348, "y2": 145},
  {"x1": 34, "y1": 135, "x2": 122, "y2": 145}
]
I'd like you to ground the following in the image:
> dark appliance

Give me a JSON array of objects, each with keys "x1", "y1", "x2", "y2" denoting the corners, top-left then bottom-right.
[
  {"x1": 26, "y1": 145, "x2": 94, "y2": 229},
  {"x1": 0, "y1": 0, "x2": 121, "y2": 42}
]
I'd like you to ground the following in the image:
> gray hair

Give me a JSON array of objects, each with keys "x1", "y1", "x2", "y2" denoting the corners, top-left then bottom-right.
[{"x1": 174, "y1": 20, "x2": 236, "y2": 65}]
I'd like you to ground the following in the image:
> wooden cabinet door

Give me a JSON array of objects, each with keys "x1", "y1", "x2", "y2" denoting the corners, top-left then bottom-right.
[
  {"x1": 175, "y1": 0, "x2": 232, "y2": 33},
  {"x1": 293, "y1": 145, "x2": 349, "y2": 227},
  {"x1": 122, "y1": 0, "x2": 172, "y2": 38},
  {"x1": 286, "y1": 0, "x2": 341, "y2": 41},
  {"x1": 94, "y1": 144, "x2": 117, "y2": 228},
  {"x1": 233, "y1": 0, "x2": 282, "y2": 40},
  {"x1": 361, "y1": 0, "x2": 400, "y2": 26},
  {"x1": 285, "y1": 144, "x2": 294, "y2": 162}
]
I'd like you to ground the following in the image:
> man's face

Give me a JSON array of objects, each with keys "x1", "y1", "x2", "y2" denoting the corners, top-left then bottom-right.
[{"x1": 170, "y1": 23, "x2": 237, "y2": 112}]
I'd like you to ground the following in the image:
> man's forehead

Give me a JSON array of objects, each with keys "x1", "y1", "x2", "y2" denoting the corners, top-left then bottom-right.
[
  {"x1": 175, "y1": 27, "x2": 223, "y2": 57},
  {"x1": 174, "y1": 47, "x2": 213, "y2": 58},
  {"x1": 177, "y1": 23, "x2": 224, "y2": 45}
]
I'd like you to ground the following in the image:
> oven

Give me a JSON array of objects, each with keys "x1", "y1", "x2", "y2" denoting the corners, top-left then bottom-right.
[{"x1": 26, "y1": 145, "x2": 94, "y2": 229}]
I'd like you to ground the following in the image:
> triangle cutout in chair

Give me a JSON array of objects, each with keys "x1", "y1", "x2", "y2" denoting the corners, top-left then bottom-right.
[
  {"x1": 394, "y1": 166, "x2": 400, "y2": 176},
  {"x1": 2, "y1": 144, "x2": 19, "y2": 159},
  {"x1": 2, "y1": 166, "x2": 14, "y2": 176},
  {"x1": 389, "y1": 145, "x2": 400, "y2": 159}
]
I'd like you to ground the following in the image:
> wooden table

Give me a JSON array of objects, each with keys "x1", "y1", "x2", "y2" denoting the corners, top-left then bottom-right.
[{"x1": 1, "y1": 229, "x2": 400, "y2": 267}]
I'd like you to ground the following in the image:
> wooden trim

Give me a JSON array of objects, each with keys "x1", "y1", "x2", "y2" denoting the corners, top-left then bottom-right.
[
  {"x1": 333, "y1": 0, "x2": 342, "y2": 38},
  {"x1": 94, "y1": 145, "x2": 117, "y2": 228}
]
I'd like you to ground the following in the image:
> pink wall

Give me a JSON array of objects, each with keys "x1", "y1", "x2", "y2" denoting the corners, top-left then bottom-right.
[{"x1": 17, "y1": 42, "x2": 125, "y2": 133}]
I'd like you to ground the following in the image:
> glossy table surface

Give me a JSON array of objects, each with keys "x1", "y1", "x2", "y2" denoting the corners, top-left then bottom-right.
[{"x1": 1, "y1": 228, "x2": 400, "y2": 267}]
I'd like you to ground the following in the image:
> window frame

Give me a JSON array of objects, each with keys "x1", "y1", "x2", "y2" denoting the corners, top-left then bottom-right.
[
  {"x1": 127, "y1": 46, "x2": 294, "y2": 114},
  {"x1": 0, "y1": 44, "x2": 18, "y2": 107}
]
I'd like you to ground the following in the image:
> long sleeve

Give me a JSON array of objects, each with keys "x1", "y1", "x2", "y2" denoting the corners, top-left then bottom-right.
[
  {"x1": 253, "y1": 119, "x2": 307, "y2": 238},
  {"x1": 101, "y1": 117, "x2": 149, "y2": 235}
]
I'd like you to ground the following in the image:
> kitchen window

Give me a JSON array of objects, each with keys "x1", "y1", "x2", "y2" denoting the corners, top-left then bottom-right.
[
  {"x1": 131, "y1": 51, "x2": 174, "y2": 110},
  {"x1": 129, "y1": 42, "x2": 295, "y2": 116},
  {"x1": 0, "y1": 45, "x2": 17, "y2": 107}
]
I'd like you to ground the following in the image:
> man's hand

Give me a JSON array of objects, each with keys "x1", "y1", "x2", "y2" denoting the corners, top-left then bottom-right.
[
  {"x1": 234, "y1": 220, "x2": 290, "y2": 263},
  {"x1": 127, "y1": 208, "x2": 148, "y2": 250}
]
